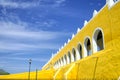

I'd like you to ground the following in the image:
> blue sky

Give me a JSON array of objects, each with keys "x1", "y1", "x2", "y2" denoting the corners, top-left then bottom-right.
[{"x1": 0, "y1": 0, "x2": 105, "y2": 73}]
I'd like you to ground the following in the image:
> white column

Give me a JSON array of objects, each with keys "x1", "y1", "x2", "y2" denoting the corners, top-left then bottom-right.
[
  {"x1": 64, "y1": 57, "x2": 66, "y2": 65},
  {"x1": 93, "y1": 37, "x2": 97, "y2": 53},
  {"x1": 71, "y1": 53, "x2": 74, "y2": 62},
  {"x1": 62, "y1": 58, "x2": 65, "y2": 66},
  {"x1": 56, "y1": 62, "x2": 58, "y2": 68},
  {"x1": 59, "y1": 61, "x2": 61, "y2": 68},
  {"x1": 60, "y1": 59, "x2": 63, "y2": 67},
  {"x1": 67, "y1": 54, "x2": 70, "y2": 64},
  {"x1": 76, "y1": 49, "x2": 80, "y2": 60},
  {"x1": 84, "y1": 45, "x2": 88, "y2": 57}
]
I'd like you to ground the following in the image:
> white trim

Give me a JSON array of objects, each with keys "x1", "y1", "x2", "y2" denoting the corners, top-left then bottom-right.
[
  {"x1": 68, "y1": 38, "x2": 70, "y2": 43},
  {"x1": 106, "y1": 0, "x2": 120, "y2": 9},
  {"x1": 107, "y1": 0, "x2": 114, "y2": 8},
  {"x1": 92, "y1": 27, "x2": 105, "y2": 53},
  {"x1": 53, "y1": 68, "x2": 61, "y2": 80},
  {"x1": 61, "y1": 46, "x2": 64, "y2": 49},
  {"x1": 84, "y1": 20, "x2": 88, "y2": 26},
  {"x1": 76, "y1": 48, "x2": 80, "y2": 60},
  {"x1": 43, "y1": 2, "x2": 113, "y2": 70},
  {"x1": 72, "y1": 34, "x2": 75, "y2": 39},
  {"x1": 64, "y1": 63, "x2": 75, "y2": 80},
  {"x1": 64, "y1": 42, "x2": 67, "y2": 47},
  {"x1": 93, "y1": 10, "x2": 98, "y2": 17},
  {"x1": 77, "y1": 28, "x2": 81, "y2": 33},
  {"x1": 79, "y1": 4, "x2": 106, "y2": 34}
]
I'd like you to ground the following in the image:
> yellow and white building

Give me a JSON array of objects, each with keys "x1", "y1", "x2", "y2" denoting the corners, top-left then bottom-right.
[{"x1": 0, "y1": 0, "x2": 120, "y2": 79}]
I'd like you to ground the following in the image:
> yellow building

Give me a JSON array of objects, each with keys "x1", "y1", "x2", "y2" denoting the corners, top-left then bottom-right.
[{"x1": 0, "y1": 0, "x2": 120, "y2": 79}]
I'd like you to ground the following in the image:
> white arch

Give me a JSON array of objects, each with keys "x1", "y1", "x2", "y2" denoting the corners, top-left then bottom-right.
[
  {"x1": 92, "y1": 28, "x2": 105, "y2": 53},
  {"x1": 75, "y1": 48, "x2": 80, "y2": 60},
  {"x1": 77, "y1": 43, "x2": 82, "y2": 59},
  {"x1": 84, "y1": 37, "x2": 92, "y2": 57}
]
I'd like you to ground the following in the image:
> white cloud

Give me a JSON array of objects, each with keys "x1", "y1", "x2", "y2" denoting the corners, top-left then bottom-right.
[
  {"x1": 0, "y1": 0, "x2": 38, "y2": 9},
  {"x1": 35, "y1": 20, "x2": 57, "y2": 28},
  {"x1": 55, "y1": 0, "x2": 66, "y2": 4},
  {"x1": 0, "y1": 41, "x2": 60, "y2": 50},
  {"x1": 0, "y1": 0, "x2": 66, "y2": 9},
  {"x1": 0, "y1": 57, "x2": 48, "y2": 62},
  {"x1": 0, "y1": 0, "x2": 68, "y2": 73},
  {"x1": 0, "y1": 19, "x2": 70, "y2": 51},
  {"x1": 0, "y1": 20, "x2": 69, "y2": 39}
]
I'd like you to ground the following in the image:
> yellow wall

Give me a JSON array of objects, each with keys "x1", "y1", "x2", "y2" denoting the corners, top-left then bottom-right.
[
  {"x1": 44, "y1": 1, "x2": 120, "y2": 69},
  {"x1": 0, "y1": 1, "x2": 120, "y2": 80}
]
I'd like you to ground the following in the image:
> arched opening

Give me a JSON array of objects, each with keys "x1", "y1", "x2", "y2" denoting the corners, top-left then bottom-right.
[
  {"x1": 64, "y1": 54, "x2": 67, "y2": 65},
  {"x1": 58, "y1": 60, "x2": 60, "y2": 68},
  {"x1": 54, "y1": 62, "x2": 57, "y2": 69},
  {"x1": 68, "y1": 52, "x2": 71, "y2": 63},
  {"x1": 54, "y1": 62, "x2": 56, "y2": 69},
  {"x1": 84, "y1": 37, "x2": 92, "y2": 57},
  {"x1": 61, "y1": 57, "x2": 64, "y2": 66},
  {"x1": 77, "y1": 43, "x2": 82, "y2": 59},
  {"x1": 59, "y1": 59, "x2": 61, "y2": 67},
  {"x1": 56, "y1": 61, "x2": 59, "y2": 68},
  {"x1": 72, "y1": 48, "x2": 77, "y2": 62},
  {"x1": 93, "y1": 28, "x2": 104, "y2": 53}
]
